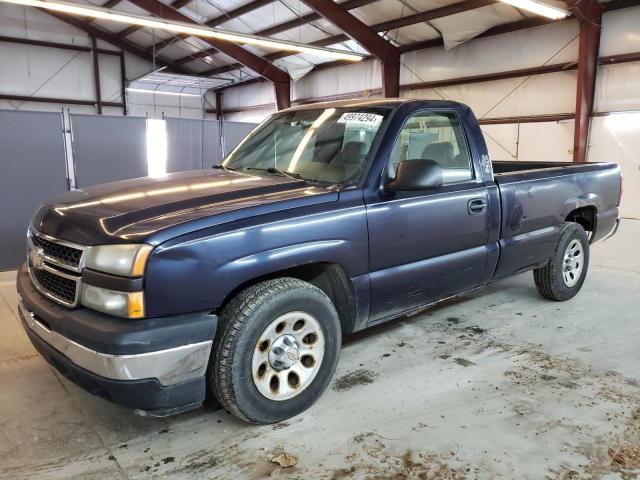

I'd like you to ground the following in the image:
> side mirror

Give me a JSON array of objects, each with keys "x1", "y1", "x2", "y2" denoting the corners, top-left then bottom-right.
[{"x1": 385, "y1": 159, "x2": 443, "y2": 192}]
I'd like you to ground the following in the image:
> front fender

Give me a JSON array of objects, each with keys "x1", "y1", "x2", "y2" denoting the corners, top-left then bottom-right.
[{"x1": 144, "y1": 205, "x2": 369, "y2": 317}]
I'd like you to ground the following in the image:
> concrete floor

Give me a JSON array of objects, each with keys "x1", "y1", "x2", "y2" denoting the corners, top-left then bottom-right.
[{"x1": 1, "y1": 220, "x2": 639, "y2": 480}]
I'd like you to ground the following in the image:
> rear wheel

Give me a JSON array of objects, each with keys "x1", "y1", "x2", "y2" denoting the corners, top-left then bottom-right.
[
  {"x1": 534, "y1": 222, "x2": 590, "y2": 301},
  {"x1": 210, "y1": 277, "x2": 341, "y2": 424}
]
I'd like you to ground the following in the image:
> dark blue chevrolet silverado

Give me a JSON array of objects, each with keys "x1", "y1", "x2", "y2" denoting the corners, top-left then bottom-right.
[{"x1": 17, "y1": 99, "x2": 621, "y2": 424}]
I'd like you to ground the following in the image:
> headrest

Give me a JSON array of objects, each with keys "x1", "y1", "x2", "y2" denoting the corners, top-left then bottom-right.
[
  {"x1": 332, "y1": 141, "x2": 368, "y2": 165},
  {"x1": 421, "y1": 141, "x2": 454, "y2": 163},
  {"x1": 342, "y1": 141, "x2": 368, "y2": 158}
]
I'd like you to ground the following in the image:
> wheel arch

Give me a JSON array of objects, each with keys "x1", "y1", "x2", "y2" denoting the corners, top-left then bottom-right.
[
  {"x1": 217, "y1": 262, "x2": 359, "y2": 334},
  {"x1": 565, "y1": 205, "x2": 598, "y2": 241}
]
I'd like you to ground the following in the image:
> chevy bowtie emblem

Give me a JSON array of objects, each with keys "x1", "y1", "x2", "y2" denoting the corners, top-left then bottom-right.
[{"x1": 30, "y1": 246, "x2": 45, "y2": 269}]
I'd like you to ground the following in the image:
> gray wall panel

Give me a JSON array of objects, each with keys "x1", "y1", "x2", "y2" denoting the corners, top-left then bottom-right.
[
  {"x1": 71, "y1": 114, "x2": 147, "y2": 188},
  {"x1": 0, "y1": 110, "x2": 68, "y2": 270},
  {"x1": 222, "y1": 121, "x2": 257, "y2": 157},
  {"x1": 166, "y1": 118, "x2": 223, "y2": 171},
  {"x1": 166, "y1": 117, "x2": 204, "y2": 173}
]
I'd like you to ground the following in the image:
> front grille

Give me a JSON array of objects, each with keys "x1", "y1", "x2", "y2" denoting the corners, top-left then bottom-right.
[
  {"x1": 27, "y1": 229, "x2": 86, "y2": 307},
  {"x1": 31, "y1": 233, "x2": 83, "y2": 270},
  {"x1": 31, "y1": 268, "x2": 78, "y2": 305}
]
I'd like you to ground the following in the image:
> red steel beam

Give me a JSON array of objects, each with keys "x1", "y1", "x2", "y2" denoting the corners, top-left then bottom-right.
[
  {"x1": 42, "y1": 10, "x2": 193, "y2": 74},
  {"x1": 206, "y1": 0, "x2": 274, "y2": 27},
  {"x1": 0, "y1": 93, "x2": 123, "y2": 108},
  {"x1": 201, "y1": 0, "x2": 500, "y2": 78},
  {"x1": 255, "y1": 0, "x2": 378, "y2": 36},
  {"x1": 86, "y1": 0, "x2": 122, "y2": 24},
  {"x1": 115, "y1": 0, "x2": 193, "y2": 40},
  {"x1": 599, "y1": 51, "x2": 640, "y2": 65},
  {"x1": 299, "y1": 0, "x2": 400, "y2": 96},
  {"x1": 565, "y1": 0, "x2": 602, "y2": 163},
  {"x1": 210, "y1": 0, "x2": 638, "y2": 91},
  {"x1": 101, "y1": 0, "x2": 123, "y2": 8},
  {"x1": 172, "y1": 0, "x2": 378, "y2": 66},
  {"x1": 142, "y1": 0, "x2": 276, "y2": 59},
  {"x1": 126, "y1": 0, "x2": 290, "y2": 109},
  {"x1": 0, "y1": 34, "x2": 121, "y2": 55}
]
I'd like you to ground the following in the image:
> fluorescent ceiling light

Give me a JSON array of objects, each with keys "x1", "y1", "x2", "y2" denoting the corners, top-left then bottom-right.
[
  {"x1": 126, "y1": 88, "x2": 203, "y2": 97},
  {"x1": 0, "y1": 0, "x2": 366, "y2": 62},
  {"x1": 499, "y1": 0, "x2": 568, "y2": 19}
]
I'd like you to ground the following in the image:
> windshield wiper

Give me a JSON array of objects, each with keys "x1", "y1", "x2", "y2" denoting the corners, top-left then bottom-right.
[
  {"x1": 245, "y1": 167, "x2": 304, "y2": 181},
  {"x1": 212, "y1": 164, "x2": 236, "y2": 171}
]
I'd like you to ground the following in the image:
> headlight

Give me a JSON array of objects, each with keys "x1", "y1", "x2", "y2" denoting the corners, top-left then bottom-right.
[
  {"x1": 85, "y1": 244, "x2": 153, "y2": 277},
  {"x1": 81, "y1": 284, "x2": 145, "y2": 318}
]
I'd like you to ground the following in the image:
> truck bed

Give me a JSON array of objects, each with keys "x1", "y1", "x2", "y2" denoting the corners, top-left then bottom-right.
[{"x1": 490, "y1": 160, "x2": 621, "y2": 279}]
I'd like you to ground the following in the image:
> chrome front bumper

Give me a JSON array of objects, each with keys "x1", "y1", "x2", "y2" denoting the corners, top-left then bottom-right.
[{"x1": 18, "y1": 301, "x2": 212, "y2": 386}]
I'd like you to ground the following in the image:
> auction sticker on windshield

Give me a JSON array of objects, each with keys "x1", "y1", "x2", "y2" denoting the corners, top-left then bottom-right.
[{"x1": 337, "y1": 112, "x2": 383, "y2": 128}]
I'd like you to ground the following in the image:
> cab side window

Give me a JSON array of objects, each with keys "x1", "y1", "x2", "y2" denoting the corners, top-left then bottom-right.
[{"x1": 388, "y1": 111, "x2": 473, "y2": 184}]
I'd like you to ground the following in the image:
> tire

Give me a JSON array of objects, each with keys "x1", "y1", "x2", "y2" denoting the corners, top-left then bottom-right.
[
  {"x1": 534, "y1": 222, "x2": 590, "y2": 301},
  {"x1": 209, "y1": 277, "x2": 341, "y2": 424}
]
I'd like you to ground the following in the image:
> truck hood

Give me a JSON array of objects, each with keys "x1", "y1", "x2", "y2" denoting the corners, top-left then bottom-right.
[{"x1": 33, "y1": 169, "x2": 336, "y2": 245}]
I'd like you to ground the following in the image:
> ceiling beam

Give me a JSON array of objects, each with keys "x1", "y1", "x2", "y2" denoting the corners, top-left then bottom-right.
[
  {"x1": 201, "y1": 0, "x2": 500, "y2": 77},
  {"x1": 42, "y1": 11, "x2": 193, "y2": 74},
  {"x1": 101, "y1": 0, "x2": 123, "y2": 8},
  {"x1": 125, "y1": 0, "x2": 291, "y2": 109},
  {"x1": 0, "y1": 34, "x2": 120, "y2": 55},
  {"x1": 172, "y1": 0, "x2": 378, "y2": 67},
  {"x1": 114, "y1": 0, "x2": 193, "y2": 40},
  {"x1": 206, "y1": 0, "x2": 274, "y2": 27},
  {"x1": 86, "y1": 0, "x2": 123, "y2": 24},
  {"x1": 256, "y1": 0, "x2": 378, "y2": 36},
  {"x1": 137, "y1": 0, "x2": 276, "y2": 58},
  {"x1": 299, "y1": 0, "x2": 400, "y2": 96},
  {"x1": 211, "y1": 0, "x2": 638, "y2": 100},
  {"x1": 374, "y1": 0, "x2": 498, "y2": 32}
]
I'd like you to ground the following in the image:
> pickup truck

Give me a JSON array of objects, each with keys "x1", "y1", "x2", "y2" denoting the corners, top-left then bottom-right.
[{"x1": 17, "y1": 99, "x2": 621, "y2": 424}]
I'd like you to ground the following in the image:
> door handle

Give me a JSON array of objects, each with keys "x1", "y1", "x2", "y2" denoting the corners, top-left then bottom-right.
[{"x1": 468, "y1": 198, "x2": 487, "y2": 215}]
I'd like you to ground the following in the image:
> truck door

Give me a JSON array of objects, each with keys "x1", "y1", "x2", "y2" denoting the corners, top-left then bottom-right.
[{"x1": 366, "y1": 110, "x2": 491, "y2": 323}]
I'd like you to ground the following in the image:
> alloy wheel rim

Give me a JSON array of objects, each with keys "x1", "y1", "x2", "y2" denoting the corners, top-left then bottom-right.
[
  {"x1": 251, "y1": 311, "x2": 325, "y2": 401},
  {"x1": 562, "y1": 239, "x2": 584, "y2": 287}
]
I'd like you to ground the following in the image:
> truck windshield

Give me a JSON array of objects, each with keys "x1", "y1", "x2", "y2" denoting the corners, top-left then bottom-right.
[{"x1": 222, "y1": 107, "x2": 391, "y2": 185}]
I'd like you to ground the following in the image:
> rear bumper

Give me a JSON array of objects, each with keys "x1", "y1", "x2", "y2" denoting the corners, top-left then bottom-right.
[{"x1": 16, "y1": 264, "x2": 217, "y2": 415}]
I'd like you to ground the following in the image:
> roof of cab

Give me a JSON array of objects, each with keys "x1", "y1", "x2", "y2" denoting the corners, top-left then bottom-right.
[
  {"x1": 281, "y1": 98, "x2": 466, "y2": 112},
  {"x1": 282, "y1": 98, "x2": 410, "y2": 112}
]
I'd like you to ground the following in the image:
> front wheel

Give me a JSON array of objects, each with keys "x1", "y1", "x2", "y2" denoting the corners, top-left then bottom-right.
[
  {"x1": 534, "y1": 222, "x2": 590, "y2": 301},
  {"x1": 210, "y1": 277, "x2": 341, "y2": 424}
]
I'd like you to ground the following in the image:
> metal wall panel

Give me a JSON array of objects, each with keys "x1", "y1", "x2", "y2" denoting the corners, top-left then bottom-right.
[
  {"x1": 71, "y1": 114, "x2": 147, "y2": 188},
  {"x1": 222, "y1": 121, "x2": 257, "y2": 157},
  {"x1": 203, "y1": 120, "x2": 223, "y2": 168},
  {"x1": 166, "y1": 117, "x2": 204, "y2": 173},
  {"x1": 166, "y1": 118, "x2": 222, "y2": 172},
  {"x1": 0, "y1": 110, "x2": 68, "y2": 270}
]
